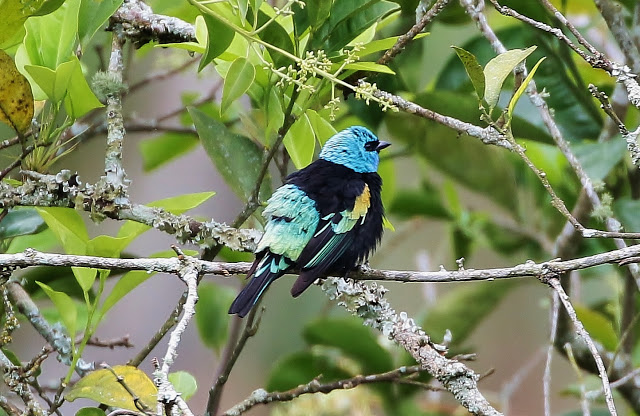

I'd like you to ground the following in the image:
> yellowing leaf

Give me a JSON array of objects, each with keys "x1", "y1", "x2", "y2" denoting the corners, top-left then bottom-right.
[
  {"x1": 0, "y1": 50, "x2": 34, "y2": 133},
  {"x1": 66, "y1": 365, "x2": 157, "y2": 411}
]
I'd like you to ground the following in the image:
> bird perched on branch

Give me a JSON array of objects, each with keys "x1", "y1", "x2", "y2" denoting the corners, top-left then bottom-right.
[{"x1": 229, "y1": 126, "x2": 391, "y2": 317}]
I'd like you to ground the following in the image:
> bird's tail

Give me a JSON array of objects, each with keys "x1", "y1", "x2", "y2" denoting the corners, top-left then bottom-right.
[{"x1": 228, "y1": 254, "x2": 291, "y2": 317}]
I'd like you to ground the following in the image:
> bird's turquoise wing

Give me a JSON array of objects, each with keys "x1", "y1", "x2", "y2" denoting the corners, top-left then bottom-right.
[
  {"x1": 256, "y1": 184, "x2": 320, "y2": 261},
  {"x1": 291, "y1": 184, "x2": 371, "y2": 296}
]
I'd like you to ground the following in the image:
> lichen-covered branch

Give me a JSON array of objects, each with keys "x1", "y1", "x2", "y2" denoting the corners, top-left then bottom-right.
[
  {"x1": 109, "y1": 0, "x2": 196, "y2": 47},
  {"x1": 322, "y1": 278, "x2": 500, "y2": 416},
  {"x1": 0, "y1": 171, "x2": 260, "y2": 252}
]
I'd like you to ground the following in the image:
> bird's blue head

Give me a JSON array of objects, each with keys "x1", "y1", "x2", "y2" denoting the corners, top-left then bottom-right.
[{"x1": 319, "y1": 126, "x2": 391, "y2": 173}]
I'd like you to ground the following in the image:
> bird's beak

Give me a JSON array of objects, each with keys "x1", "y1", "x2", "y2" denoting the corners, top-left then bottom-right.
[{"x1": 376, "y1": 141, "x2": 391, "y2": 152}]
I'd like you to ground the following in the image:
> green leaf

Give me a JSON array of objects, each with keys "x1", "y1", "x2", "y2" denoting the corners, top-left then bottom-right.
[
  {"x1": 311, "y1": 0, "x2": 400, "y2": 53},
  {"x1": 36, "y1": 208, "x2": 88, "y2": 253},
  {"x1": 355, "y1": 33, "x2": 428, "y2": 58},
  {"x1": 63, "y1": 56, "x2": 104, "y2": 118},
  {"x1": 390, "y1": 183, "x2": 452, "y2": 220},
  {"x1": 614, "y1": 197, "x2": 640, "y2": 232},
  {"x1": 266, "y1": 350, "x2": 351, "y2": 391},
  {"x1": 306, "y1": 0, "x2": 332, "y2": 31},
  {"x1": 98, "y1": 250, "x2": 198, "y2": 319},
  {"x1": 484, "y1": 46, "x2": 536, "y2": 108},
  {"x1": 422, "y1": 280, "x2": 517, "y2": 345},
  {"x1": 195, "y1": 282, "x2": 236, "y2": 352},
  {"x1": 75, "y1": 408, "x2": 106, "y2": 416},
  {"x1": 340, "y1": 61, "x2": 395, "y2": 75},
  {"x1": 198, "y1": 13, "x2": 235, "y2": 71},
  {"x1": 251, "y1": 9, "x2": 295, "y2": 68},
  {"x1": 24, "y1": 62, "x2": 71, "y2": 103},
  {"x1": 437, "y1": 27, "x2": 602, "y2": 140},
  {"x1": 190, "y1": 107, "x2": 270, "y2": 200},
  {"x1": 86, "y1": 235, "x2": 131, "y2": 258},
  {"x1": 7, "y1": 228, "x2": 58, "y2": 254},
  {"x1": 0, "y1": 209, "x2": 46, "y2": 239},
  {"x1": 2, "y1": 348, "x2": 22, "y2": 366},
  {"x1": 507, "y1": 57, "x2": 545, "y2": 118},
  {"x1": 306, "y1": 109, "x2": 336, "y2": 145},
  {"x1": 168, "y1": 371, "x2": 198, "y2": 401},
  {"x1": 303, "y1": 318, "x2": 393, "y2": 374},
  {"x1": 78, "y1": 0, "x2": 124, "y2": 48},
  {"x1": 116, "y1": 191, "x2": 215, "y2": 243},
  {"x1": 572, "y1": 139, "x2": 627, "y2": 181},
  {"x1": 36, "y1": 207, "x2": 97, "y2": 291},
  {"x1": 574, "y1": 305, "x2": 617, "y2": 351},
  {"x1": 66, "y1": 365, "x2": 157, "y2": 411},
  {"x1": 452, "y1": 46, "x2": 485, "y2": 100},
  {"x1": 0, "y1": 50, "x2": 34, "y2": 134},
  {"x1": 37, "y1": 281, "x2": 78, "y2": 340},
  {"x1": 221, "y1": 57, "x2": 255, "y2": 115},
  {"x1": 283, "y1": 113, "x2": 315, "y2": 169},
  {"x1": 139, "y1": 132, "x2": 199, "y2": 172},
  {"x1": 18, "y1": 0, "x2": 81, "y2": 69}
]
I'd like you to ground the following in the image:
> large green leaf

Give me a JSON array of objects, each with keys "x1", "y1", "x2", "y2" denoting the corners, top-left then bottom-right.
[
  {"x1": 198, "y1": 13, "x2": 235, "y2": 71},
  {"x1": 36, "y1": 208, "x2": 88, "y2": 254},
  {"x1": 139, "y1": 132, "x2": 199, "y2": 172},
  {"x1": 190, "y1": 107, "x2": 270, "y2": 201},
  {"x1": 283, "y1": 112, "x2": 315, "y2": 169},
  {"x1": 20, "y1": 0, "x2": 81, "y2": 69},
  {"x1": 249, "y1": 9, "x2": 295, "y2": 68},
  {"x1": 390, "y1": 182, "x2": 452, "y2": 220},
  {"x1": 613, "y1": 197, "x2": 640, "y2": 232},
  {"x1": 303, "y1": 318, "x2": 393, "y2": 375},
  {"x1": 0, "y1": 0, "x2": 68, "y2": 47},
  {"x1": 194, "y1": 282, "x2": 236, "y2": 352},
  {"x1": 310, "y1": 0, "x2": 399, "y2": 53},
  {"x1": 572, "y1": 139, "x2": 627, "y2": 181},
  {"x1": 78, "y1": 0, "x2": 124, "y2": 48},
  {"x1": 0, "y1": 209, "x2": 46, "y2": 239}
]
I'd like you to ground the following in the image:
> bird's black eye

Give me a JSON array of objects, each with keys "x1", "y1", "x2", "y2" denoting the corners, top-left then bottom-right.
[{"x1": 364, "y1": 140, "x2": 379, "y2": 152}]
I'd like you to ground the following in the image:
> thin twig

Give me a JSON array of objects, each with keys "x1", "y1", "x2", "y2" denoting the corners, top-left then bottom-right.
[
  {"x1": 222, "y1": 364, "x2": 428, "y2": 415},
  {"x1": 543, "y1": 276, "x2": 617, "y2": 415},
  {"x1": 206, "y1": 307, "x2": 263, "y2": 416},
  {"x1": 378, "y1": 0, "x2": 453, "y2": 65}
]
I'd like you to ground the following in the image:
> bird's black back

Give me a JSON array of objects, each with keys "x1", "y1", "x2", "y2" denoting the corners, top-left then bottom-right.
[{"x1": 286, "y1": 158, "x2": 384, "y2": 274}]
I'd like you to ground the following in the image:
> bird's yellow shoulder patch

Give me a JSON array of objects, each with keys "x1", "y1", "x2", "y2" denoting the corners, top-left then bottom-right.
[{"x1": 350, "y1": 184, "x2": 371, "y2": 220}]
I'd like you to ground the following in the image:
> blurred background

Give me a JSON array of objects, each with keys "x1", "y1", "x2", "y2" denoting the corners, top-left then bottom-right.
[{"x1": 3, "y1": 0, "x2": 638, "y2": 415}]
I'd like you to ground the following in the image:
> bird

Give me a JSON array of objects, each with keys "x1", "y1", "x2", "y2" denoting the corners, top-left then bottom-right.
[{"x1": 228, "y1": 126, "x2": 391, "y2": 317}]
